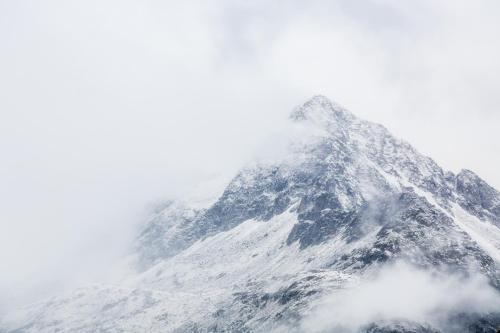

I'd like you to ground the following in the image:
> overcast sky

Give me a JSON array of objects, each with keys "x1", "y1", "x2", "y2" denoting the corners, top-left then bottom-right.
[{"x1": 1, "y1": 0, "x2": 499, "y2": 311}]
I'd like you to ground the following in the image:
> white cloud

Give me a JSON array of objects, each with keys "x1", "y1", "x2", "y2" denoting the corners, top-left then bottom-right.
[
  {"x1": 0, "y1": 0, "x2": 499, "y2": 311},
  {"x1": 300, "y1": 263, "x2": 500, "y2": 332}
]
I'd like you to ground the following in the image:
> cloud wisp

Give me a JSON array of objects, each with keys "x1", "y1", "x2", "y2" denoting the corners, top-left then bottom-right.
[{"x1": 299, "y1": 262, "x2": 500, "y2": 332}]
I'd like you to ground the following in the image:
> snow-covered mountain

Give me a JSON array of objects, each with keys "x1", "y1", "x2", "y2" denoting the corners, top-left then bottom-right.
[{"x1": 2, "y1": 96, "x2": 500, "y2": 333}]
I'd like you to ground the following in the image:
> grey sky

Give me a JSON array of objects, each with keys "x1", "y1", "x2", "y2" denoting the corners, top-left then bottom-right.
[{"x1": 1, "y1": 0, "x2": 499, "y2": 311}]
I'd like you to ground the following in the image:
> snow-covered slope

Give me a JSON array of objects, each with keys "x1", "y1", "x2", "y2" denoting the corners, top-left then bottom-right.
[{"x1": 2, "y1": 96, "x2": 500, "y2": 333}]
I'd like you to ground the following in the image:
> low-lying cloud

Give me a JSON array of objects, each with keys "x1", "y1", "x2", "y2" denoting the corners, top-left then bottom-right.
[{"x1": 300, "y1": 262, "x2": 500, "y2": 332}]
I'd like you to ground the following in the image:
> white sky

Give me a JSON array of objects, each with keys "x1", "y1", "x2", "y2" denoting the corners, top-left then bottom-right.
[{"x1": 1, "y1": 0, "x2": 499, "y2": 311}]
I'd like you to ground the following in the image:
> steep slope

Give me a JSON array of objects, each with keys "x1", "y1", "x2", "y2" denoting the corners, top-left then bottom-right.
[{"x1": 2, "y1": 96, "x2": 500, "y2": 333}]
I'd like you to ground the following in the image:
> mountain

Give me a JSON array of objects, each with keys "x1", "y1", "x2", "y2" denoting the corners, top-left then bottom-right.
[{"x1": 2, "y1": 96, "x2": 500, "y2": 333}]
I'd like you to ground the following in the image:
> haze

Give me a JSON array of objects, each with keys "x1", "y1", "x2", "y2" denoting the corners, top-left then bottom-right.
[{"x1": 1, "y1": 0, "x2": 499, "y2": 312}]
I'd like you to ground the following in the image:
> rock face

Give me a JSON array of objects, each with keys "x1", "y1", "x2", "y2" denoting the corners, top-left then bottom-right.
[{"x1": 2, "y1": 96, "x2": 500, "y2": 333}]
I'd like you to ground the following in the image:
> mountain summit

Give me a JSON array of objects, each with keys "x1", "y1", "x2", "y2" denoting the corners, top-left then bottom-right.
[
  {"x1": 290, "y1": 95, "x2": 346, "y2": 120},
  {"x1": 2, "y1": 96, "x2": 500, "y2": 333}
]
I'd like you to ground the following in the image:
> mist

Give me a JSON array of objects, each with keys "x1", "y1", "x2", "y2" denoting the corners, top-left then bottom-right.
[
  {"x1": 299, "y1": 262, "x2": 500, "y2": 332},
  {"x1": 1, "y1": 0, "x2": 500, "y2": 313}
]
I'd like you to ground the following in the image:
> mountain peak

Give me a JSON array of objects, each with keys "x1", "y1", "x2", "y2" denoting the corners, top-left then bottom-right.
[
  {"x1": 289, "y1": 95, "x2": 351, "y2": 126},
  {"x1": 307, "y1": 94, "x2": 334, "y2": 105}
]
